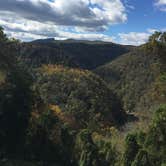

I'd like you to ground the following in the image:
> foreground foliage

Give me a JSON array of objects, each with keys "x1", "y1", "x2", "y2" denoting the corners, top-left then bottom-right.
[{"x1": 123, "y1": 105, "x2": 166, "y2": 166}]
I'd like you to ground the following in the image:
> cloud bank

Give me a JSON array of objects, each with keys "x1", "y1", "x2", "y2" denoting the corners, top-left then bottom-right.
[
  {"x1": 0, "y1": 0, "x2": 127, "y2": 31},
  {"x1": 118, "y1": 32, "x2": 150, "y2": 45},
  {"x1": 0, "y1": 0, "x2": 128, "y2": 42}
]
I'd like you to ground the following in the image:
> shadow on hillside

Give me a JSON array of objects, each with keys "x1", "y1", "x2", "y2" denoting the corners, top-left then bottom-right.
[{"x1": 126, "y1": 113, "x2": 139, "y2": 123}]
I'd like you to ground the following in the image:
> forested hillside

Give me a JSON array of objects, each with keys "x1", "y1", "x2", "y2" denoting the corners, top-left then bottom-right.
[
  {"x1": 19, "y1": 39, "x2": 133, "y2": 69},
  {"x1": 35, "y1": 65, "x2": 126, "y2": 127},
  {"x1": 95, "y1": 32, "x2": 166, "y2": 112},
  {"x1": 0, "y1": 27, "x2": 166, "y2": 166}
]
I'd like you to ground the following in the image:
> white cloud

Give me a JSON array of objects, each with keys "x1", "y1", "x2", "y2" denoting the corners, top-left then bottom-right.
[
  {"x1": 118, "y1": 32, "x2": 151, "y2": 46},
  {"x1": 0, "y1": 12, "x2": 60, "y2": 37},
  {"x1": 0, "y1": 0, "x2": 127, "y2": 42},
  {"x1": 147, "y1": 28, "x2": 159, "y2": 33},
  {"x1": 0, "y1": 0, "x2": 128, "y2": 42},
  {"x1": 155, "y1": 0, "x2": 166, "y2": 11},
  {"x1": 156, "y1": 0, "x2": 166, "y2": 5},
  {"x1": 118, "y1": 27, "x2": 166, "y2": 45},
  {"x1": 6, "y1": 31, "x2": 47, "y2": 41},
  {"x1": 0, "y1": 0, "x2": 127, "y2": 31},
  {"x1": 57, "y1": 31, "x2": 114, "y2": 42},
  {"x1": 6, "y1": 29, "x2": 114, "y2": 42},
  {"x1": 0, "y1": 12, "x2": 114, "y2": 42},
  {"x1": 90, "y1": 0, "x2": 127, "y2": 24}
]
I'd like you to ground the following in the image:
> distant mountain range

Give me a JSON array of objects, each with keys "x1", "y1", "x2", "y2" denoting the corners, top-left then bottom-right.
[
  {"x1": 32, "y1": 38, "x2": 123, "y2": 44},
  {"x1": 20, "y1": 38, "x2": 134, "y2": 69}
]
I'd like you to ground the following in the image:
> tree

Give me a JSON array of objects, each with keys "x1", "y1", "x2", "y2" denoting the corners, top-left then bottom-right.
[
  {"x1": 0, "y1": 27, "x2": 33, "y2": 155},
  {"x1": 131, "y1": 149, "x2": 151, "y2": 166},
  {"x1": 124, "y1": 105, "x2": 166, "y2": 166},
  {"x1": 97, "y1": 140, "x2": 117, "y2": 166},
  {"x1": 0, "y1": 26, "x2": 7, "y2": 42},
  {"x1": 144, "y1": 105, "x2": 166, "y2": 165},
  {"x1": 148, "y1": 31, "x2": 162, "y2": 43},
  {"x1": 160, "y1": 32, "x2": 166, "y2": 43},
  {"x1": 75, "y1": 129, "x2": 99, "y2": 166},
  {"x1": 123, "y1": 133, "x2": 140, "y2": 166}
]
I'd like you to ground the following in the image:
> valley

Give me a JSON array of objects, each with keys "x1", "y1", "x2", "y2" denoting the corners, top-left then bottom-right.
[{"x1": 0, "y1": 27, "x2": 166, "y2": 166}]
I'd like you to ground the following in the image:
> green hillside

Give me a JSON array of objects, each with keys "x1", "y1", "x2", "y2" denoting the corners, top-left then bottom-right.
[
  {"x1": 35, "y1": 65, "x2": 126, "y2": 128},
  {"x1": 20, "y1": 39, "x2": 133, "y2": 69},
  {"x1": 95, "y1": 34, "x2": 166, "y2": 112}
]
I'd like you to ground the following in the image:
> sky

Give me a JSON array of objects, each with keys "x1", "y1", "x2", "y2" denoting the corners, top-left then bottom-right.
[{"x1": 0, "y1": 0, "x2": 165, "y2": 45}]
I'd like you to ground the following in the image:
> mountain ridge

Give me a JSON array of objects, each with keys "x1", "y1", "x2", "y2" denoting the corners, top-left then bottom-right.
[
  {"x1": 20, "y1": 38, "x2": 134, "y2": 69},
  {"x1": 31, "y1": 38, "x2": 135, "y2": 46}
]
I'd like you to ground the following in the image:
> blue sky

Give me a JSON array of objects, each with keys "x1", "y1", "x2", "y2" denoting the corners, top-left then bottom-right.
[
  {"x1": 103, "y1": 0, "x2": 166, "y2": 44},
  {"x1": 0, "y1": 0, "x2": 165, "y2": 45}
]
